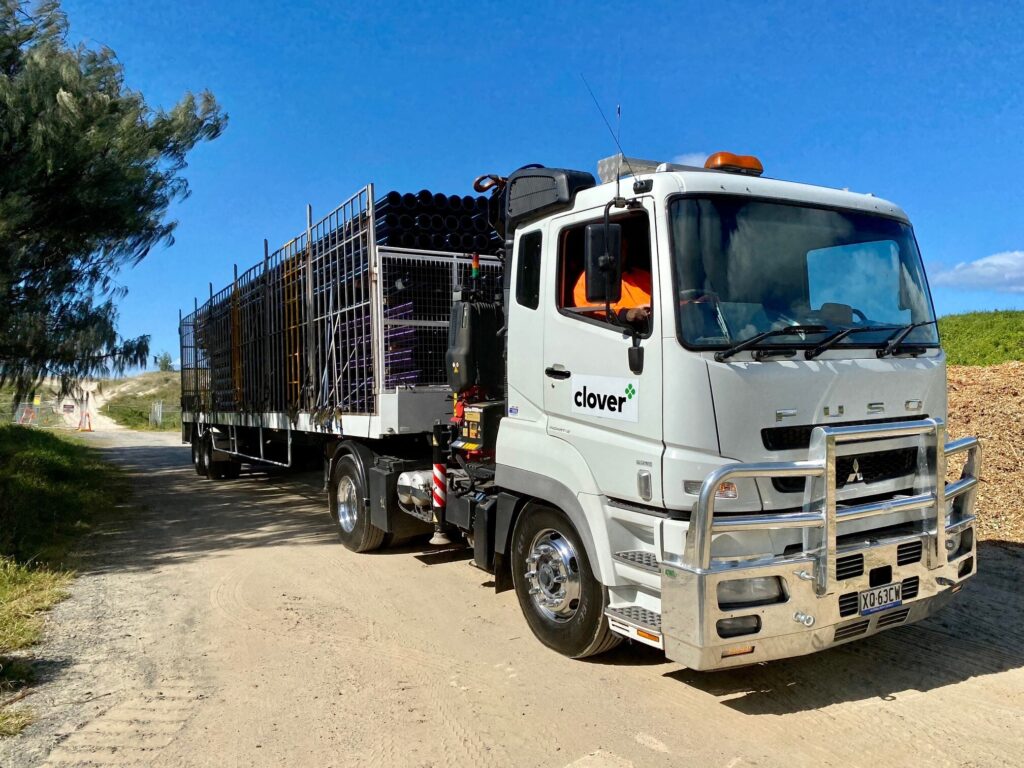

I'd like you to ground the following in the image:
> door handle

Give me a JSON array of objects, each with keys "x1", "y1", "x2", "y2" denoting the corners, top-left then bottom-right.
[{"x1": 545, "y1": 367, "x2": 571, "y2": 380}]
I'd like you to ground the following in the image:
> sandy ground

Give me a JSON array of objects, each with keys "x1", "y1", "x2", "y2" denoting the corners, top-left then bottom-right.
[{"x1": 3, "y1": 428, "x2": 1023, "y2": 768}]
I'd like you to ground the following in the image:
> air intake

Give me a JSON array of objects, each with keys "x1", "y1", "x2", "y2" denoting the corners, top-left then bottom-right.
[
  {"x1": 836, "y1": 553, "x2": 865, "y2": 581},
  {"x1": 834, "y1": 620, "x2": 870, "y2": 642},
  {"x1": 897, "y1": 540, "x2": 923, "y2": 566}
]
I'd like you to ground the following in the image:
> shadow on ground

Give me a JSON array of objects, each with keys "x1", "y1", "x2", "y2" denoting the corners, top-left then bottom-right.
[
  {"x1": 83, "y1": 438, "x2": 1024, "y2": 712},
  {"x1": 79, "y1": 442, "x2": 337, "y2": 575}
]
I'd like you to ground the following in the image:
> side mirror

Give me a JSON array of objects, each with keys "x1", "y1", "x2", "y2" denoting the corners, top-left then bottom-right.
[{"x1": 584, "y1": 223, "x2": 622, "y2": 304}]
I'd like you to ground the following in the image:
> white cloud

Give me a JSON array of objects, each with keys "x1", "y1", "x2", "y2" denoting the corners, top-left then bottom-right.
[
  {"x1": 932, "y1": 250, "x2": 1024, "y2": 293},
  {"x1": 671, "y1": 152, "x2": 708, "y2": 168}
]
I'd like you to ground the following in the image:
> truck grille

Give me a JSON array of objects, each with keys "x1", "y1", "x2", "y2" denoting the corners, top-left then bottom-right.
[
  {"x1": 772, "y1": 447, "x2": 918, "y2": 493},
  {"x1": 836, "y1": 553, "x2": 864, "y2": 580},
  {"x1": 834, "y1": 620, "x2": 870, "y2": 641},
  {"x1": 897, "y1": 540, "x2": 923, "y2": 565},
  {"x1": 901, "y1": 576, "x2": 920, "y2": 600},
  {"x1": 877, "y1": 607, "x2": 911, "y2": 629},
  {"x1": 762, "y1": 415, "x2": 928, "y2": 451},
  {"x1": 839, "y1": 592, "x2": 859, "y2": 617}
]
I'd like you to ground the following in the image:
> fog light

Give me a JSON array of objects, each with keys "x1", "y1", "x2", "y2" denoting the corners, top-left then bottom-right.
[
  {"x1": 684, "y1": 480, "x2": 739, "y2": 499},
  {"x1": 717, "y1": 576, "x2": 785, "y2": 610},
  {"x1": 717, "y1": 615, "x2": 761, "y2": 638}
]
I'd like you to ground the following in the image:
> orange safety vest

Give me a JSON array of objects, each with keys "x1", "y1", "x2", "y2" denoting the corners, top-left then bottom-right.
[{"x1": 572, "y1": 269, "x2": 652, "y2": 313}]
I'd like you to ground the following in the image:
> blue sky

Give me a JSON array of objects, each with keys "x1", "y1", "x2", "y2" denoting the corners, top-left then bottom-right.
[{"x1": 62, "y1": 0, "x2": 1024, "y2": 364}]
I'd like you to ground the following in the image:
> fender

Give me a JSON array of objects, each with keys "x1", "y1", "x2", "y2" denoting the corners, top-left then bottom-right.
[
  {"x1": 327, "y1": 439, "x2": 377, "y2": 495},
  {"x1": 495, "y1": 463, "x2": 609, "y2": 585}
]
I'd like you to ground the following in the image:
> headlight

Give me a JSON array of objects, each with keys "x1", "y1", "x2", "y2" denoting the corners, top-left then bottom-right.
[{"x1": 717, "y1": 576, "x2": 786, "y2": 610}]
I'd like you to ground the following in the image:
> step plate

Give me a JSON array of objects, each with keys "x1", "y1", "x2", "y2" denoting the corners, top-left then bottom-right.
[
  {"x1": 606, "y1": 605, "x2": 664, "y2": 650},
  {"x1": 613, "y1": 550, "x2": 660, "y2": 573}
]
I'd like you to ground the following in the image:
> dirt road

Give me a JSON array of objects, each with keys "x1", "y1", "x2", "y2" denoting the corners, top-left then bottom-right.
[{"x1": 4, "y1": 429, "x2": 1023, "y2": 768}]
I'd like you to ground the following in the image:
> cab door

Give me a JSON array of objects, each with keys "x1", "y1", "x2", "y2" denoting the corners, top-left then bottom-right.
[{"x1": 542, "y1": 200, "x2": 664, "y2": 506}]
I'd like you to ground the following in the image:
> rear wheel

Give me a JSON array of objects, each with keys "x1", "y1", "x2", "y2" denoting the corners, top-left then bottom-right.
[
  {"x1": 192, "y1": 434, "x2": 206, "y2": 476},
  {"x1": 218, "y1": 460, "x2": 241, "y2": 480},
  {"x1": 329, "y1": 454, "x2": 385, "y2": 552},
  {"x1": 202, "y1": 434, "x2": 240, "y2": 480},
  {"x1": 511, "y1": 505, "x2": 621, "y2": 658}
]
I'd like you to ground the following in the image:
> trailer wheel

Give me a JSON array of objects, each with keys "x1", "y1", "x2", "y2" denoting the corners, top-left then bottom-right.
[
  {"x1": 329, "y1": 454, "x2": 385, "y2": 553},
  {"x1": 202, "y1": 435, "x2": 240, "y2": 481},
  {"x1": 218, "y1": 461, "x2": 241, "y2": 480},
  {"x1": 192, "y1": 435, "x2": 206, "y2": 477},
  {"x1": 510, "y1": 505, "x2": 621, "y2": 659}
]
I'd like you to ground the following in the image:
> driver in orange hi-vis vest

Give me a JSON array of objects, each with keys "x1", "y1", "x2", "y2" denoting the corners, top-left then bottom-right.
[{"x1": 572, "y1": 244, "x2": 652, "y2": 324}]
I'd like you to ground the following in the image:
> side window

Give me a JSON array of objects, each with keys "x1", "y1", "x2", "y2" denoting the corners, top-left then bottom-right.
[
  {"x1": 515, "y1": 230, "x2": 542, "y2": 310},
  {"x1": 556, "y1": 213, "x2": 652, "y2": 328}
]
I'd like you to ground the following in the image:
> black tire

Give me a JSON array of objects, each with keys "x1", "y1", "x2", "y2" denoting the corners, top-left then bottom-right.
[
  {"x1": 201, "y1": 436, "x2": 217, "y2": 479},
  {"x1": 511, "y1": 504, "x2": 621, "y2": 659},
  {"x1": 328, "y1": 454, "x2": 385, "y2": 553},
  {"x1": 218, "y1": 460, "x2": 242, "y2": 480},
  {"x1": 192, "y1": 435, "x2": 206, "y2": 476},
  {"x1": 201, "y1": 433, "x2": 241, "y2": 481}
]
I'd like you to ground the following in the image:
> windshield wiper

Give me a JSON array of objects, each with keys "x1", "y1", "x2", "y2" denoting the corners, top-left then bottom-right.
[
  {"x1": 715, "y1": 325, "x2": 828, "y2": 362},
  {"x1": 804, "y1": 325, "x2": 900, "y2": 360},
  {"x1": 876, "y1": 320, "x2": 938, "y2": 357}
]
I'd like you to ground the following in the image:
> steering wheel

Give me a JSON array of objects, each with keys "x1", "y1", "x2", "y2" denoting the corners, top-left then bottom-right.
[
  {"x1": 678, "y1": 289, "x2": 721, "y2": 305},
  {"x1": 852, "y1": 308, "x2": 868, "y2": 324}
]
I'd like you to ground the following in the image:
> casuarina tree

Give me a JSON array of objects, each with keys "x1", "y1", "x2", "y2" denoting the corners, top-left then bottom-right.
[{"x1": 0, "y1": 1, "x2": 226, "y2": 400}]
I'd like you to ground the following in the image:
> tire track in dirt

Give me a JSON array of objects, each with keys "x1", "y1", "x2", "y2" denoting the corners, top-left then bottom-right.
[{"x1": 43, "y1": 683, "x2": 201, "y2": 767}]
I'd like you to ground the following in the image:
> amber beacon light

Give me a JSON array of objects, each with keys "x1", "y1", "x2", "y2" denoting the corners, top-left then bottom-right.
[{"x1": 704, "y1": 151, "x2": 764, "y2": 177}]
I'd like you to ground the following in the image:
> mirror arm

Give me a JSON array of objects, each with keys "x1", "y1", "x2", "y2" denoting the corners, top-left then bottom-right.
[{"x1": 602, "y1": 197, "x2": 627, "y2": 327}]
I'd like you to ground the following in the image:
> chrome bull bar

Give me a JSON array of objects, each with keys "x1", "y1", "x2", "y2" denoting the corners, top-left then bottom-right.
[
  {"x1": 662, "y1": 417, "x2": 982, "y2": 669},
  {"x1": 683, "y1": 418, "x2": 981, "y2": 592}
]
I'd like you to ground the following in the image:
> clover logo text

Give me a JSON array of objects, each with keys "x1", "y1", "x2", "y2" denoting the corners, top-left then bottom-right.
[{"x1": 570, "y1": 375, "x2": 639, "y2": 423}]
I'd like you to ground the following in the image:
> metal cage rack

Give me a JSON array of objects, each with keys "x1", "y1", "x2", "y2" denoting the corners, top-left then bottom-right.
[{"x1": 180, "y1": 183, "x2": 503, "y2": 435}]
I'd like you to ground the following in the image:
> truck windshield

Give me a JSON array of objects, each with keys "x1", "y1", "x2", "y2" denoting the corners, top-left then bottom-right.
[{"x1": 669, "y1": 195, "x2": 939, "y2": 351}]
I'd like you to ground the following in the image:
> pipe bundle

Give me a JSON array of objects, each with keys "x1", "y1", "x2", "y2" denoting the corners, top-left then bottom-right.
[{"x1": 374, "y1": 190, "x2": 502, "y2": 254}]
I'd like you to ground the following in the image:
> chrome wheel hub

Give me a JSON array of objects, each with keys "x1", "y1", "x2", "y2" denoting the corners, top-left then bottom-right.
[
  {"x1": 524, "y1": 529, "x2": 581, "y2": 622},
  {"x1": 336, "y1": 476, "x2": 358, "y2": 533}
]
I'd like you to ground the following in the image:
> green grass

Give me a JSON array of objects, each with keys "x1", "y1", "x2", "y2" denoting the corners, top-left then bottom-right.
[
  {"x1": 0, "y1": 560, "x2": 70, "y2": 655},
  {"x1": 0, "y1": 705, "x2": 34, "y2": 738},
  {"x1": 101, "y1": 371, "x2": 181, "y2": 431},
  {"x1": 0, "y1": 426, "x2": 129, "y2": 563},
  {"x1": 939, "y1": 310, "x2": 1024, "y2": 366},
  {"x1": 0, "y1": 426, "x2": 129, "y2": 735}
]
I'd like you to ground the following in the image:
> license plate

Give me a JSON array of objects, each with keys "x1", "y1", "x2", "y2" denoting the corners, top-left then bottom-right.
[{"x1": 859, "y1": 583, "x2": 902, "y2": 615}]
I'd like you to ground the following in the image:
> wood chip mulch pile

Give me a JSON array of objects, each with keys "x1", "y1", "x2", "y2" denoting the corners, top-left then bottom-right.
[{"x1": 947, "y1": 362, "x2": 1024, "y2": 543}]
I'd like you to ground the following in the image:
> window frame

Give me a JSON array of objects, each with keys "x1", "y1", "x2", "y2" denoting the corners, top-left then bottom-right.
[{"x1": 553, "y1": 209, "x2": 655, "y2": 340}]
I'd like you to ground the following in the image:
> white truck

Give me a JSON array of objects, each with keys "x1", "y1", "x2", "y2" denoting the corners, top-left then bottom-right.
[{"x1": 180, "y1": 151, "x2": 981, "y2": 670}]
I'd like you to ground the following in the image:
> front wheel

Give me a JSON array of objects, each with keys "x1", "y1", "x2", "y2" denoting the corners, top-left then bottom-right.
[
  {"x1": 328, "y1": 454, "x2": 385, "y2": 553},
  {"x1": 511, "y1": 505, "x2": 621, "y2": 659}
]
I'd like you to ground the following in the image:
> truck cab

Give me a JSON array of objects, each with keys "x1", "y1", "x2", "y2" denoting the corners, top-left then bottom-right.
[{"x1": 495, "y1": 154, "x2": 980, "y2": 668}]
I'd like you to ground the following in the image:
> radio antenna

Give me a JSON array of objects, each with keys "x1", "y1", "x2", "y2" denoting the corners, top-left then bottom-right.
[{"x1": 580, "y1": 73, "x2": 637, "y2": 195}]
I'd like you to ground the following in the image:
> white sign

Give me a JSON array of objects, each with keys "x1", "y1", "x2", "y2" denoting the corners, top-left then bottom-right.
[{"x1": 570, "y1": 374, "x2": 639, "y2": 423}]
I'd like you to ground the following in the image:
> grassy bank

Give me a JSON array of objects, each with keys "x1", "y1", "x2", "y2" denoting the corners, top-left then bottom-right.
[
  {"x1": 0, "y1": 425, "x2": 128, "y2": 735},
  {"x1": 101, "y1": 371, "x2": 181, "y2": 431},
  {"x1": 939, "y1": 310, "x2": 1024, "y2": 366}
]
